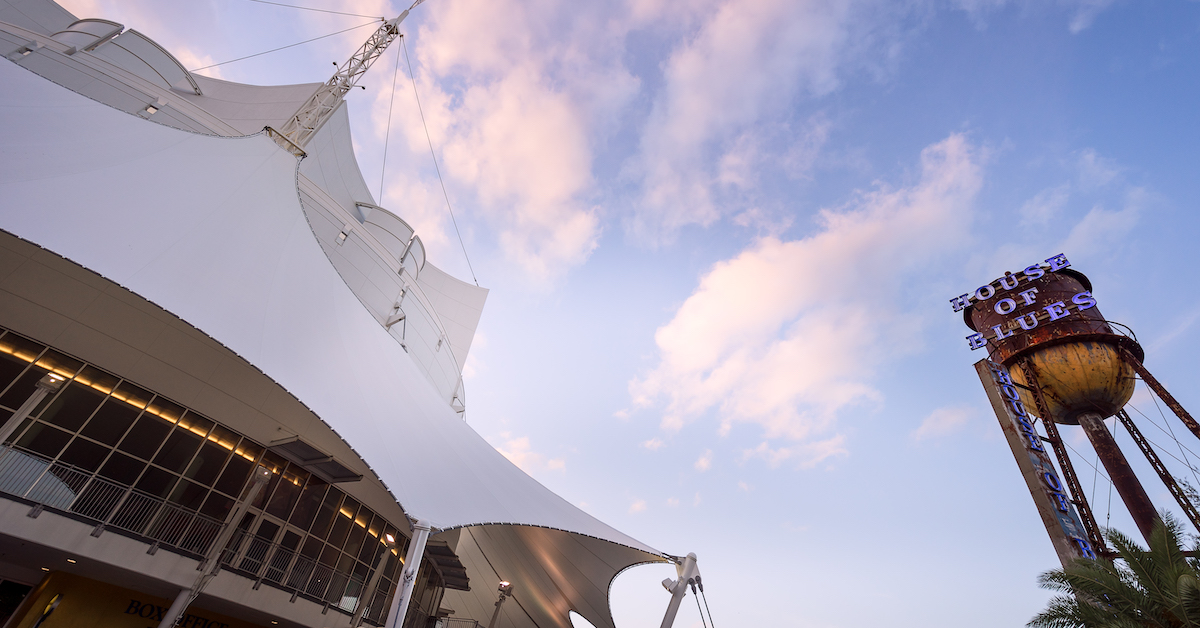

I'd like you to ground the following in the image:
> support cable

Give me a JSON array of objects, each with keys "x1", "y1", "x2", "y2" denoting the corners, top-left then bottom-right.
[
  {"x1": 378, "y1": 37, "x2": 403, "y2": 202},
  {"x1": 1128, "y1": 403, "x2": 1200, "y2": 473},
  {"x1": 248, "y1": 0, "x2": 385, "y2": 19},
  {"x1": 400, "y1": 36, "x2": 479, "y2": 286},
  {"x1": 689, "y1": 580, "x2": 708, "y2": 628},
  {"x1": 1122, "y1": 347, "x2": 1200, "y2": 441},
  {"x1": 1145, "y1": 385, "x2": 1200, "y2": 489},
  {"x1": 697, "y1": 577, "x2": 717, "y2": 628},
  {"x1": 191, "y1": 20, "x2": 379, "y2": 71},
  {"x1": 1115, "y1": 408, "x2": 1200, "y2": 531},
  {"x1": 1064, "y1": 441, "x2": 1112, "y2": 484}
]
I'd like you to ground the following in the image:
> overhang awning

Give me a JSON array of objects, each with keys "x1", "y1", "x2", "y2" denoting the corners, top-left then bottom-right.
[
  {"x1": 268, "y1": 435, "x2": 363, "y2": 483},
  {"x1": 426, "y1": 539, "x2": 470, "y2": 591}
]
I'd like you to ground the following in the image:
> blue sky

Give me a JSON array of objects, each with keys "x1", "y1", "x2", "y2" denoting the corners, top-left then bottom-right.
[{"x1": 54, "y1": 0, "x2": 1200, "y2": 625}]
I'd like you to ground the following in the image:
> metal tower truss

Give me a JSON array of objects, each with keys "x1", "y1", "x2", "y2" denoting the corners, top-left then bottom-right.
[{"x1": 276, "y1": 0, "x2": 425, "y2": 148}]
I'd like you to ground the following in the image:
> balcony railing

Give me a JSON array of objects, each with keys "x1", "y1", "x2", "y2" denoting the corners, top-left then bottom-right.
[{"x1": 0, "y1": 445, "x2": 391, "y2": 624}]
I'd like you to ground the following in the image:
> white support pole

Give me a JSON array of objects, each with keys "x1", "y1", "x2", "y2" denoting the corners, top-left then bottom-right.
[
  {"x1": 385, "y1": 520, "x2": 431, "y2": 628},
  {"x1": 658, "y1": 553, "x2": 699, "y2": 628},
  {"x1": 0, "y1": 373, "x2": 64, "y2": 445},
  {"x1": 157, "y1": 465, "x2": 272, "y2": 628}
]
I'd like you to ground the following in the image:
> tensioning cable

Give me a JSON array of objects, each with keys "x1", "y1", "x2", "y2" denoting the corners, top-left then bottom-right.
[
  {"x1": 378, "y1": 36, "x2": 403, "y2": 202},
  {"x1": 698, "y1": 579, "x2": 717, "y2": 628},
  {"x1": 247, "y1": 0, "x2": 384, "y2": 19},
  {"x1": 401, "y1": 35, "x2": 479, "y2": 286},
  {"x1": 191, "y1": 20, "x2": 379, "y2": 71}
]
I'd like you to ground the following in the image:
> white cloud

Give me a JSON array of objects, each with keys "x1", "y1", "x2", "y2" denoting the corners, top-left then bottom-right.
[
  {"x1": 693, "y1": 492, "x2": 702, "y2": 507},
  {"x1": 1075, "y1": 148, "x2": 1121, "y2": 189},
  {"x1": 666, "y1": 497, "x2": 680, "y2": 507},
  {"x1": 694, "y1": 449, "x2": 713, "y2": 471},
  {"x1": 631, "y1": 135, "x2": 983, "y2": 461},
  {"x1": 1058, "y1": 187, "x2": 1145, "y2": 257},
  {"x1": 912, "y1": 406, "x2": 975, "y2": 441},
  {"x1": 629, "y1": 499, "x2": 647, "y2": 513},
  {"x1": 1065, "y1": 0, "x2": 1116, "y2": 34},
  {"x1": 950, "y1": 0, "x2": 1117, "y2": 33},
  {"x1": 629, "y1": 0, "x2": 866, "y2": 240},
  {"x1": 740, "y1": 436, "x2": 848, "y2": 468},
  {"x1": 1019, "y1": 185, "x2": 1070, "y2": 227},
  {"x1": 492, "y1": 432, "x2": 566, "y2": 473},
  {"x1": 382, "y1": 0, "x2": 642, "y2": 281},
  {"x1": 643, "y1": 437, "x2": 666, "y2": 451},
  {"x1": 738, "y1": 481, "x2": 752, "y2": 492}
]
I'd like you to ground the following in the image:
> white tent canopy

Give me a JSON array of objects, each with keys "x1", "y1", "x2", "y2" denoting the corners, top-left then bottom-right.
[{"x1": 0, "y1": 58, "x2": 664, "y2": 628}]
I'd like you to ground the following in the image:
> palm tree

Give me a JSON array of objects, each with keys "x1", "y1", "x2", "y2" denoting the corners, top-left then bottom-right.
[{"x1": 1030, "y1": 513, "x2": 1200, "y2": 628}]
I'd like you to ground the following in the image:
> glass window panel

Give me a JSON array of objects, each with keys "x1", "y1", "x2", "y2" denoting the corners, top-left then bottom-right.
[
  {"x1": 15, "y1": 422, "x2": 71, "y2": 458},
  {"x1": 0, "y1": 353, "x2": 33, "y2": 405},
  {"x1": 0, "y1": 331, "x2": 45, "y2": 365},
  {"x1": 152, "y1": 428, "x2": 202, "y2": 473},
  {"x1": 255, "y1": 519, "x2": 280, "y2": 542},
  {"x1": 281, "y1": 530, "x2": 301, "y2": 551},
  {"x1": 168, "y1": 479, "x2": 208, "y2": 510},
  {"x1": 34, "y1": 351, "x2": 84, "y2": 382},
  {"x1": 145, "y1": 396, "x2": 184, "y2": 425},
  {"x1": 310, "y1": 490, "x2": 342, "y2": 539},
  {"x1": 71, "y1": 365, "x2": 118, "y2": 396},
  {"x1": 319, "y1": 543, "x2": 340, "y2": 567},
  {"x1": 183, "y1": 440, "x2": 229, "y2": 487},
  {"x1": 58, "y1": 437, "x2": 108, "y2": 472},
  {"x1": 135, "y1": 466, "x2": 177, "y2": 498},
  {"x1": 266, "y1": 468, "x2": 304, "y2": 520},
  {"x1": 233, "y1": 440, "x2": 262, "y2": 466},
  {"x1": 99, "y1": 451, "x2": 145, "y2": 485},
  {"x1": 200, "y1": 492, "x2": 234, "y2": 520},
  {"x1": 252, "y1": 452, "x2": 288, "y2": 509},
  {"x1": 336, "y1": 552, "x2": 355, "y2": 575},
  {"x1": 215, "y1": 452, "x2": 253, "y2": 498},
  {"x1": 176, "y1": 412, "x2": 213, "y2": 439},
  {"x1": 0, "y1": 369, "x2": 46, "y2": 414},
  {"x1": 327, "y1": 506, "x2": 352, "y2": 549},
  {"x1": 117, "y1": 413, "x2": 172, "y2": 460},
  {"x1": 207, "y1": 424, "x2": 239, "y2": 452},
  {"x1": 37, "y1": 382, "x2": 104, "y2": 433},
  {"x1": 80, "y1": 398, "x2": 139, "y2": 446},
  {"x1": 289, "y1": 477, "x2": 327, "y2": 531},
  {"x1": 301, "y1": 537, "x2": 323, "y2": 559},
  {"x1": 343, "y1": 519, "x2": 367, "y2": 558},
  {"x1": 5, "y1": 418, "x2": 32, "y2": 446},
  {"x1": 108, "y1": 380, "x2": 152, "y2": 412}
]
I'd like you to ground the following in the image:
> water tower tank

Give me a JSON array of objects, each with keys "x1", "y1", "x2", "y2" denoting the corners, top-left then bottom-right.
[{"x1": 965, "y1": 268, "x2": 1143, "y2": 424}]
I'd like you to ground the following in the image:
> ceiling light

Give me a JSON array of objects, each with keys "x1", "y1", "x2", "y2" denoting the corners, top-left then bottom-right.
[{"x1": 66, "y1": 558, "x2": 76, "y2": 564}]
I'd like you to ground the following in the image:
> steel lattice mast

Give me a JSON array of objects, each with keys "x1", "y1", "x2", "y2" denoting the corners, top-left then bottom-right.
[{"x1": 276, "y1": 0, "x2": 425, "y2": 149}]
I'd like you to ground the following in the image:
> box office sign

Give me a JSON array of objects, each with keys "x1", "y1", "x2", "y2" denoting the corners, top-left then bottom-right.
[{"x1": 10, "y1": 572, "x2": 265, "y2": 628}]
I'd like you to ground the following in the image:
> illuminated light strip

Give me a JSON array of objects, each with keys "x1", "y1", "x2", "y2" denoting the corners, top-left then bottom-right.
[{"x1": 3, "y1": 333, "x2": 404, "y2": 550}]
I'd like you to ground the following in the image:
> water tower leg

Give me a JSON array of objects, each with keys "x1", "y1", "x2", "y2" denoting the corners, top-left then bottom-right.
[{"x1": 1077, "y1": 412, "x2": 1159, "y2": 542}]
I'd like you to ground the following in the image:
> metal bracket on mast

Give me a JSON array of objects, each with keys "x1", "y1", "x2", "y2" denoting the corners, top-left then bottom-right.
[
  {"x1": 274, "y1": 0, "x2": 427, "y2": 150},
  {"x1": 659, "y1": 553, "x2": 700, "y2": 628}
]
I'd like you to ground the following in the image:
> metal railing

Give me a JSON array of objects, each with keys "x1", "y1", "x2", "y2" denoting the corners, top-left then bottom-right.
[
  {"x1": 218, "y1": 526, "x2": 392, "y2": 622},
  {"x1": 439, "y1": 619, "x2": 482, "y2": 628},
  {"x1": 0, "y1": 445, "x2": 223, "y2": 554},
  {"x1": 0, "y1": 444, "x2": 391, "y2": 623}
]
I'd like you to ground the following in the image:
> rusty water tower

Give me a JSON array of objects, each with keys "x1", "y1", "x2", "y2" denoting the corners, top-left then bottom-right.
[{"x1": 956, "y1": 255, "x2": 1200, "y2": 560}]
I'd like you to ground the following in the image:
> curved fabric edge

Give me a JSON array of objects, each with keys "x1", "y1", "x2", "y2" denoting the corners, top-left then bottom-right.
[
  {"x1": 440, "y1": 524, "x2": 666, "y2": 628},
  {"x1": 0, "y1": 57, "x2": 660, "y2": 555}
]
